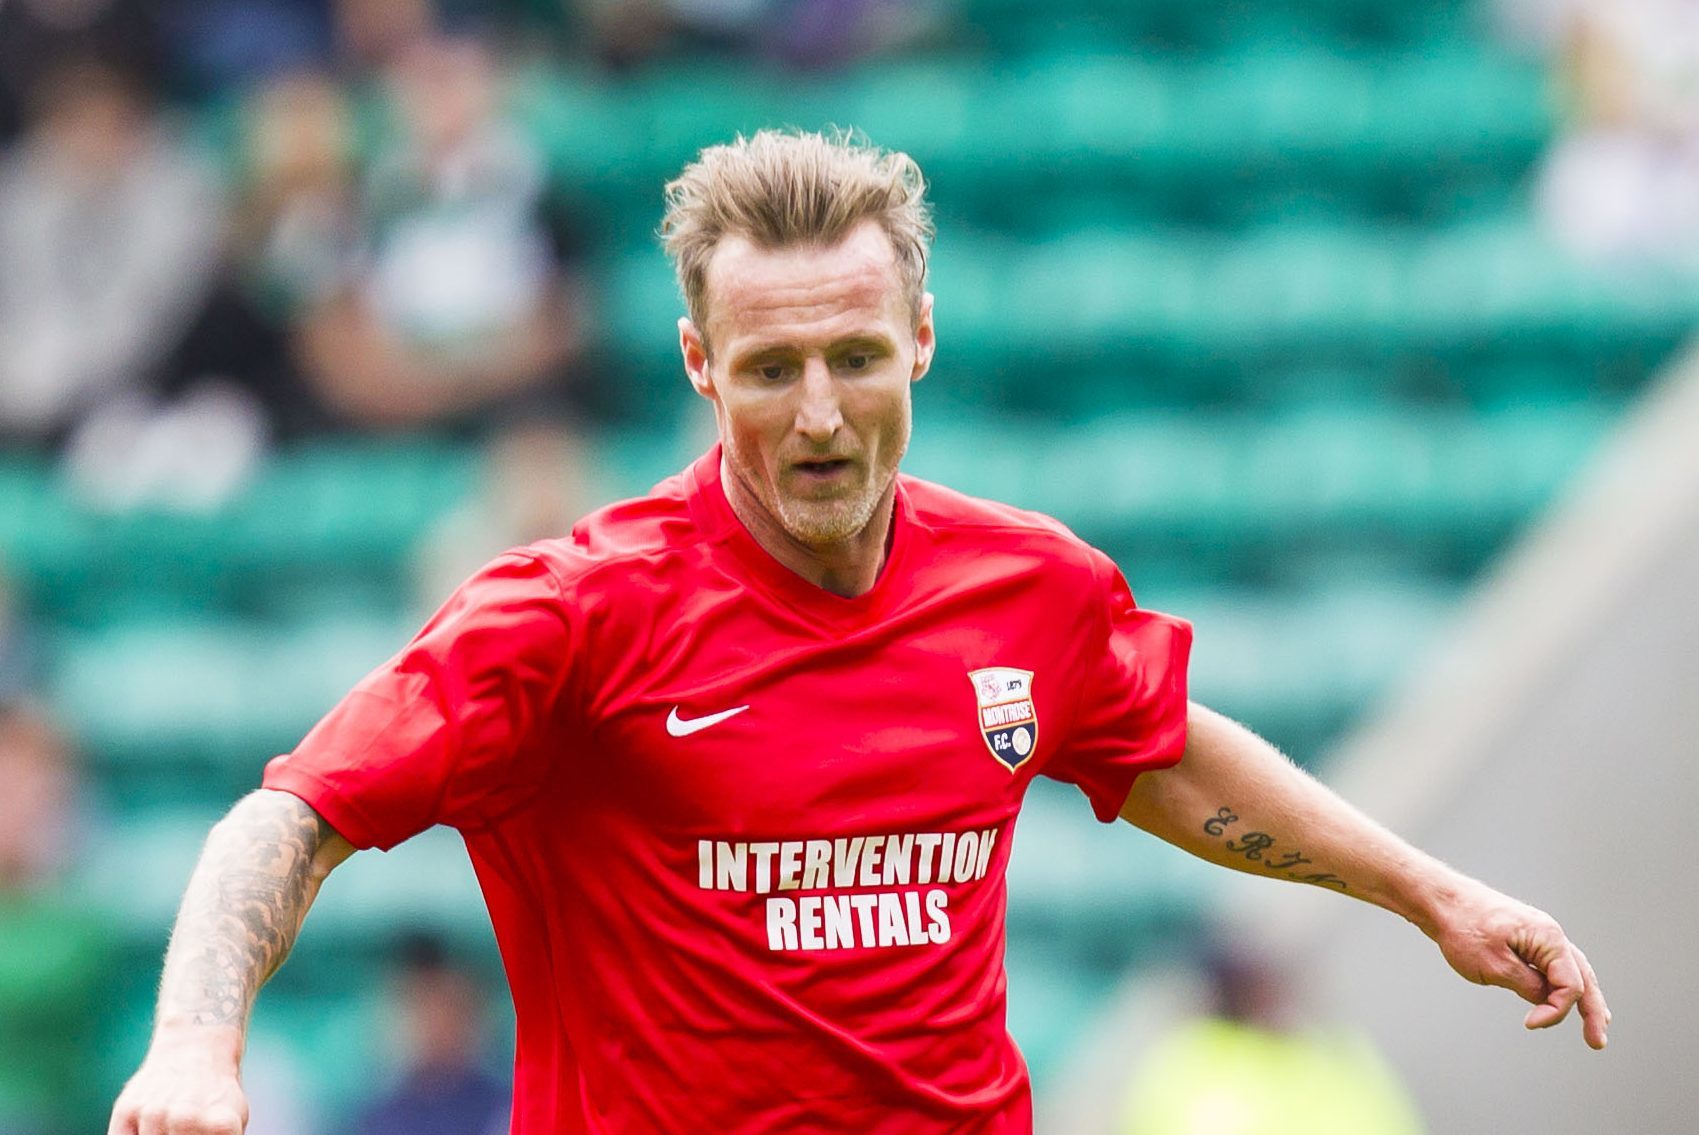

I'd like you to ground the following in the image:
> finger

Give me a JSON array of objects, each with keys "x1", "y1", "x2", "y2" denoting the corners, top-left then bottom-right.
[
  {"x1": 1488, "y1": 950, "x2": 1549, "y2": 1006},
  {"x1": 204, "y1": 1103, "x2": 248, "y2": 1135},
  {"x1": 1529, "y1": 931, "x2": 1590, "y2": 1039},
  {"x1": 161, "y1": 1106, "x2": 242, "y2": 1135},
  {"x1": 1572, "y1": 945, "x2": 1612, "y2": 1051},
  {"x1": 1522, "y1": 939, "x2": 1584, "y2": 1030}
]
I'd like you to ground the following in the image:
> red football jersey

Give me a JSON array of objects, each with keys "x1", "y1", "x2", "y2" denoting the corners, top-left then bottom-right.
[{"x1": 263, "y1": 447, "x2": 1191, "y2": 1134}]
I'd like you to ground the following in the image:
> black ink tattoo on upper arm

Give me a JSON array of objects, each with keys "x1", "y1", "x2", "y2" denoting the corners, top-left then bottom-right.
[{"x1": 1202, "y1": 805, "x2": 1348, "y2": 891}]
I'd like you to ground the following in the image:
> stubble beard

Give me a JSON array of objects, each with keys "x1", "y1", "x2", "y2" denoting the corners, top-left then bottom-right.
[
  {"x1": 737, "y1": 427, "x2": 909, "y2": 550},
  {"x1": 773, "y1": 469, "x2": 889, "y2": 547}
]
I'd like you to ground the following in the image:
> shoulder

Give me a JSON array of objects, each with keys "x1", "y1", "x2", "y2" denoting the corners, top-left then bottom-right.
[
  {"x1": 513, "y1": 469, "x2": 706, "y2": 599},
  {"x1": 901, "y1": 473, "x2": 1109, "y2": 586},
  {"x1": 902, "y1": 473, "x2": 1078, "y2": 540}
]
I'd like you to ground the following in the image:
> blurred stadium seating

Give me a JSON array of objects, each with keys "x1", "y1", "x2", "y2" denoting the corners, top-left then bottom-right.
[{"x1": 9, "y1": 0, "x2": 1693, "y2": 1120}]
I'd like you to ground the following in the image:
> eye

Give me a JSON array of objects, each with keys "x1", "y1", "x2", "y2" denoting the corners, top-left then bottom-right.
[
  {"x1": 844, "y1": 354, "x2": 870, "y2": 370},
  {"x1": 759, "y1": 363, "x2": 788, "y2": 382}
]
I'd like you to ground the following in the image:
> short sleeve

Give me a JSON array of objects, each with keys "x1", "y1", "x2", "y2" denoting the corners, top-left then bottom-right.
[
  {"x1": 1044, "y1": 550, "x2": 1192, "y2": 822},
  {"x1": 263, "y1": 552, "x2": 573, "y2": 849}
]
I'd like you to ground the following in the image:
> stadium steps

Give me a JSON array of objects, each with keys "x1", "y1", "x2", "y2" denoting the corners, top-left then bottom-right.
[
  {"x1": 509, "y1": 40, "x2": 1548, "y2": 250},
  {"x1": 1003, "y1": 775, "x2": 1224, "y2": 1080},
  {"x1": 81, "y1": 813, "x2": 487, "y2": 949},
  {"x1": 599, "y1": 219, "x2": 1696, "y2": 424},
  {"x1": 50, "y1": 614, "x2": 417, "y2": 807},
  {"x1": 951, "y1": 0, "x2": 1478, "y2": 52},
  {"x1": 905, "y1": 402, "x2": 1612, "y2": 581},
  {"x1": 0, "y1": 440, "x2": 478, "y2": 624},
  {"x1": 9, "y1": 393, "x2": 1612, "y2": 631},
  {"x1": 1148, "y1": 581, "x2": 1459, "y2": 759}
]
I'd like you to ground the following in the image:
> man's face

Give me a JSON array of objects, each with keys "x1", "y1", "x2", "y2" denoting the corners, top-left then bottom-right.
[{"x1": 680, "y1": 221, "x2": 935, "y2": 550}]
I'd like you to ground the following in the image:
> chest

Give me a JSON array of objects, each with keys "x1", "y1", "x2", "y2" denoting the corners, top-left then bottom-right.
[{"x1": 566, "y1": 597, "x2": 1076, "y2": 839}]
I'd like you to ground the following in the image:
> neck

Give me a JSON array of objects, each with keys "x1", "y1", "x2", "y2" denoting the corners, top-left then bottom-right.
[{"x1": 720, "y1": 456, "x2": 896, "y2": 599}]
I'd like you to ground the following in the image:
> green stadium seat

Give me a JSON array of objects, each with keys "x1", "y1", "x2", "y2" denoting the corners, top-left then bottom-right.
[
  {"x1": 953, "y1": 0, "x2": 1473, "y2": 52},
  {"x1": 0, "y1": 441, "x2": 478, "y2": 624},
  {"x1": 83, "y1": 810, "x2": 490, "y2": 953},
  {"x1": 601, "y1": 213, "x2": 1699, "y2": 422},
  {"x1": 902, "y1": 401, "x2": 1611, "y2": 582},
  {"x1": 500, "y1": 40, "x2": 1550, "y2": 257},
  {"x1": 51, "y1": 615, "x2": 416, "y2": 804},
  {"x1": 1007, "y1": 780, "x2": 1218, "y2": 936}
]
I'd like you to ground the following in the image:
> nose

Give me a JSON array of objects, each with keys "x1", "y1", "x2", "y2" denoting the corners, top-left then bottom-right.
[{"x1": 793, "y1": 358, "x2": 842, "y2": 443}]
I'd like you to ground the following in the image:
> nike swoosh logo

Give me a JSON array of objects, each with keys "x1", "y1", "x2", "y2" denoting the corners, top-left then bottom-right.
[{"x1": 666, "y1": 705, "x2": 750, "y2": 737}]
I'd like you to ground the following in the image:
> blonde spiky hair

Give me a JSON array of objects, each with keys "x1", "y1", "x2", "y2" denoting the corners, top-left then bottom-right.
[{"x1": 660, "y1": 128, "x2": 934, "y2": 345}]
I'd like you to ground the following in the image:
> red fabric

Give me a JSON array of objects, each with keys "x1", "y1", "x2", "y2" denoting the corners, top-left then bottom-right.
[{"x1": 264, "y1": 447, "x2": 1191, "y2": 1135}]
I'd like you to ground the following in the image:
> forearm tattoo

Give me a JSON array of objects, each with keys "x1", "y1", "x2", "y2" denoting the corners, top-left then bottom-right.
[
  {"x1": 1202, "y1": 806, "x2": 1348, "y2": 891},
  {"x1": 160, "y1": 793, "x2": 336, "y2": 1027}
]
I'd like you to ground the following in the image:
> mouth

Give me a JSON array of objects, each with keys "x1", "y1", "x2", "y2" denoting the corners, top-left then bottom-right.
[{"x1": 790, "y1": 457, "x2": 856, "y2": 482}]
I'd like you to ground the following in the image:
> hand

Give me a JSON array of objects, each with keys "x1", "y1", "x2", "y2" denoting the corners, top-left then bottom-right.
[
  {"x1": 109, "y1": 1033, "x2": 249, "y2": 1135},
  {"x1": 1428, "y1": 881, "x2": 1611, "y2": 1050}
]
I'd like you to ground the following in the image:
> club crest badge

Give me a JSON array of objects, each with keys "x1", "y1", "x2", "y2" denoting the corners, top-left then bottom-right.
[{"x1": 968, "y1": 667, "x2": 1038, "y2": 772}]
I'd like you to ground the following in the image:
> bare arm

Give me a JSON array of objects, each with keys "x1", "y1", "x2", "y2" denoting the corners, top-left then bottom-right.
[
  {"x1": 296, "y1": 285, "x2": 578, "y2": 429},
  {"x1": 110, "y1": 789, "x2": 356, "y2": 1135},
  {"x1": 1120, "y1": 702, "x2": 1610, "y2": 1049}
]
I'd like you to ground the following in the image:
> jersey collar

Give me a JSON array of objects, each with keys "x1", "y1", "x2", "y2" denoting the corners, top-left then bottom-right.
[{"x1": 684, "y1": 445, "x2": 917, "y2": 628}]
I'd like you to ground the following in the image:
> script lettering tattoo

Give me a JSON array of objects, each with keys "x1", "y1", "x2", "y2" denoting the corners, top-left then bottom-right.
[
  {"x1": 1203, "y1": 807, "x2": 1239, "y2": 836},
  {"x1": 1266, "y1": 850, "x2": 1313, "y2": 870},
  {"x1": 161, "y1": 793, "x2": 335, "y2": 1027},
  {"x1": 1204, "y1": 805, "x2": 1348, "y2": 891},
  {"x1": 1224, "y1": 831, "x2": 1274, "y2": 860}
]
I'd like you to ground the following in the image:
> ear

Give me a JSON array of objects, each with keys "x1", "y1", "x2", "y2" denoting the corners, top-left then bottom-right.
[
  {"x1": 679, "y1": 317, "x2": 715, "y2": 401},
  {"x1": 910, "y1": 292, "x2": 936, "y2": 384}
]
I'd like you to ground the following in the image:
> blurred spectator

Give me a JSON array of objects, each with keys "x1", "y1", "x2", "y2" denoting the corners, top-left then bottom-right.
[
  {"x1": 334, "y1": 0, "x2": 440, "y2": 78},
  {"x1": 1534, "y1": 0, "x2": 1699, "y2": 265},
  {"x1": 0, "y1": 0, "x2": 164, "y2": 144},
  {"x1": 160, "y1": 0, "x2": 335, "y2": 97},
  {"x1": 352, "y1": 932, "x2": 510, "y2": 1135},
  {"x1": 99, "y1": 66, "x2": 383, "y2": 477},
  {"x1": 284, "y1": 27, "x2": 603, "y2": 589},
  {"x1": 0, "y1": 575, "x2": 41, "y2": 707},
  {"x1": 575, "y1": 0, "x2": 768, "y2": 67},
  {"x1": 1116, "y1": 940, "x2": 1426, "y2": 1135},
  {"x1": 0, "y1": 704, "x2": 82, "y2": 910},
  {"x1": 294, "y1": 30, "x2": 588, "y2": 436},
  {"x1": 0, "y1": 55, "x2": 224, "y2": 451},
  {"x1": 205, "y1": 67, "x2": 368, "y2": 444},
  {"x1": 0, "y1": 701, "x2": 119, "y2": 1135},
  {"x1": 574, "y1": 0, "x2": 945, "y2": 71},
  {"x1": 232, "y1": 71, "x2": 363, "y2": 310},
  {"x1": 768, "y1": 0, "x2": 947, "y2": 70}
]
